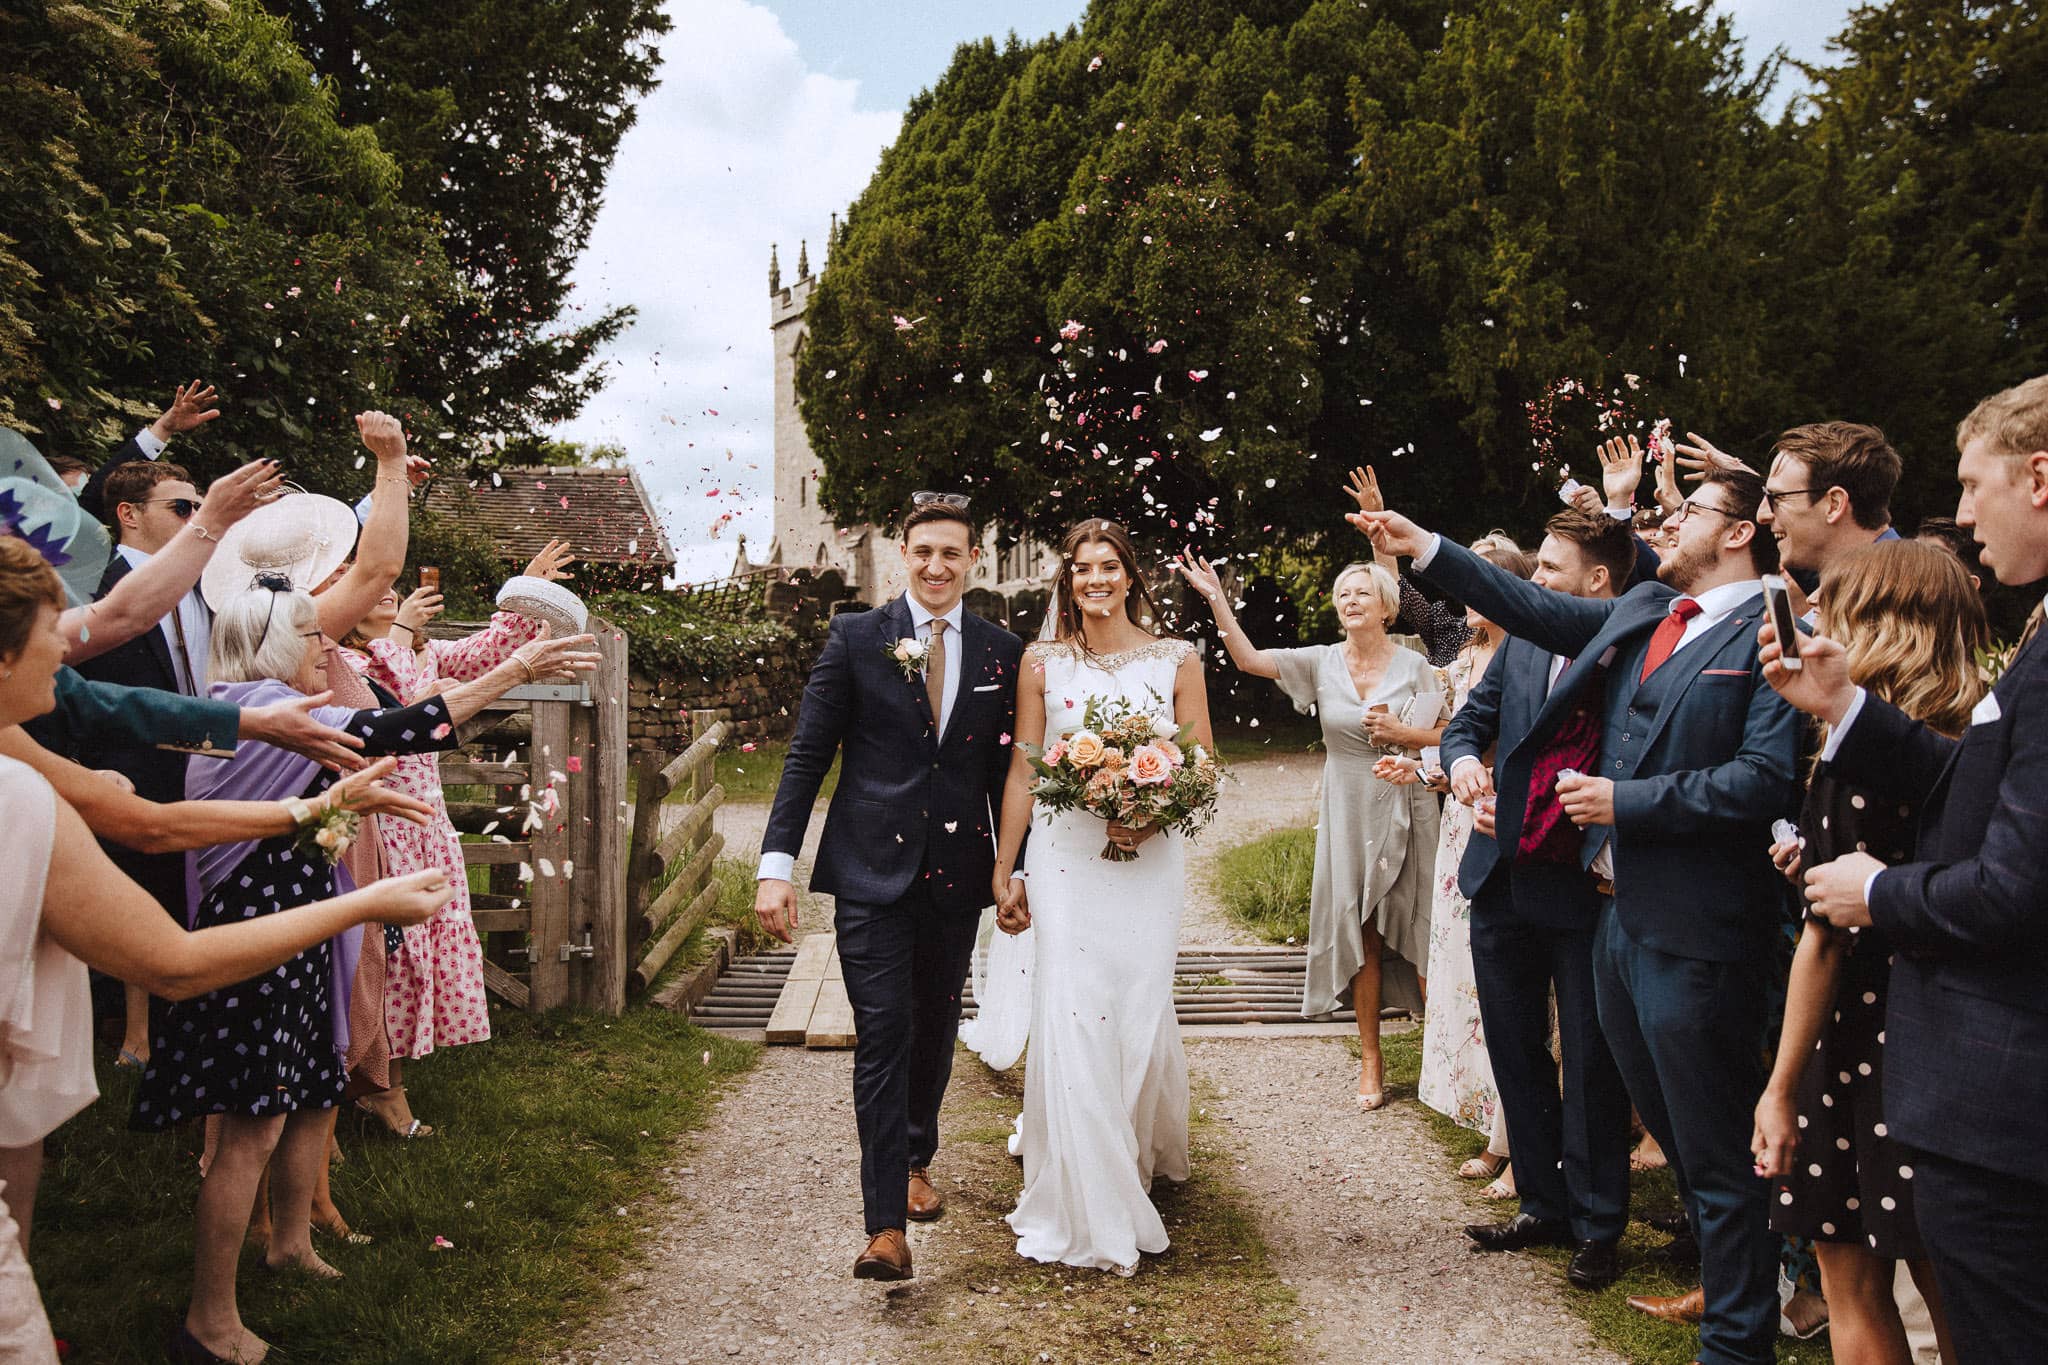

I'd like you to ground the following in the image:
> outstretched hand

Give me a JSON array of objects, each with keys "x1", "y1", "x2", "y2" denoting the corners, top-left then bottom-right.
[
  {"x1": 330, "y1": 756, "x2": 435, "y2": 827},
  {"x1": 197, "y1": 459, "x2": 285, "y2": 534},
  {"x1": 240, "y1": 690, "x2": 366, "y2": 771},
  {"x1": 355, "y1": 410, "x2": 408, "y2": 465},
  {"x1": 1344, "y1": 465, "x2": 1385, "y2": 514},
  {"x1": 365, "y1": 868, "x2": 456, "y2": 927},
  {"x1": 1674, "y1": 431, "x2": 1757, "y2": 483},
  {"x1": 1170, "y1": 547, "x2": 1225, "y2": 609},
  {"x1": 512, "y1": 626, "x2": 602, "y2": 682},
  {"x1": 523, "y1": 538, "x2": 578, "y2": 581},
  {"x1": 1597, "y1": 435, "x2": 1646, "y2": 511},
  {"x1": 1347, "y1": 509, "x2": 1431, "y2": 561},
  {"x1": 151, "y1": 381, "x2": 222, "y2": 441}
]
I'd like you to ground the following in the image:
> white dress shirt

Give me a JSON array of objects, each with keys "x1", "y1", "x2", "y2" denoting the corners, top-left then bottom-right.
[
  {"x1": 757, "y1": 593, "x2": 968, "y2": 884},
  {"x1": 116, "y1": 544, "x2": 210, "y2": 696}
]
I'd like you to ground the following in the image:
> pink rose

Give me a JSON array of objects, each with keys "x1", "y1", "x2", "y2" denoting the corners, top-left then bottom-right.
[
  {"x1": 1044, "y1": 740, "x2": 1067, "y2": 766},
  {"x1": 1128, "y1": 744, "x2": 1173, "y2": 786}
]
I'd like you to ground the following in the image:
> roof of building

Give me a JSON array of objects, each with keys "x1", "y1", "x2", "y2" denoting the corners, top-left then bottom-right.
[{"x1": 425, "y1": 465, "x2": 677, "y2": 573}]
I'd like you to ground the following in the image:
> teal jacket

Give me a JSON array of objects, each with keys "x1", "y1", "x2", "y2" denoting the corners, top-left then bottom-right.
[{"x1": 31, "y1": 666, "x2": 242, "y2": 759}]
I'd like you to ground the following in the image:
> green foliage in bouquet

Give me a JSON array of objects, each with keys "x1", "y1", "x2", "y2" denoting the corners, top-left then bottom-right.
[{"x1": 1021, "y1": 689, "x2": 1224, "y2": 862}]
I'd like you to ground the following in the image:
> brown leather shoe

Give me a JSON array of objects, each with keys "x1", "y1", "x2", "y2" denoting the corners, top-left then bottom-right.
[
  {"x1": 853, "y1": 1228, "x2": 913, "y2": 1281},
  {"x1": 1625, "y1": 1285, "x2": 1705, "y2": 1324},
  {"x1": 907, "y1": 1167, "x2": 943, "y2": 1222}
]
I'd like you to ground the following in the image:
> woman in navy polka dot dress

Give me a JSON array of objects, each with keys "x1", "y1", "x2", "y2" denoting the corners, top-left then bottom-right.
[{"x1": 1752, "y1": 542, "x2": 1986, "y2": 1364}]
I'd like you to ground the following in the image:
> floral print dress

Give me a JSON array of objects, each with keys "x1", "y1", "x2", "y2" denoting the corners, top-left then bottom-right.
[
  {"x1": 346, "y1": 611, "x2": 541, "y2": 1057},
  {"x1": 1417, "y1": 650, "x2": 1502, "y2": 1135}
]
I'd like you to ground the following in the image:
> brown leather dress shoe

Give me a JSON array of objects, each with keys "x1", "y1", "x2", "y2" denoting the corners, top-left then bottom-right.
[
  {"x1": 853, "y1": 1228, "x2": 913, "y2": 1281},
  {"x1": 907, "y1": 1167, "x2": 943, "y2": 1221},
  {"x1": 1625, "y1": 1285, "x2": 1705, "y2": 1324}
]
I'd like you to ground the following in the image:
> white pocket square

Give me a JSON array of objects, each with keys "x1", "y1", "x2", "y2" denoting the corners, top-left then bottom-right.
[
  {"x1": 1971, "y1": 692, "x2": 2002, "y2": 726},
  {"x1": 973, "y1": 683, "x2": 1001, "y2": 692}
]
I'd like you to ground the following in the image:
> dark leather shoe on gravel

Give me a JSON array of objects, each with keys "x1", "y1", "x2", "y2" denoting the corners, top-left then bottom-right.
[
  {"x1": 1565, "y1": 1239, "x2": 1621, "y2": 1290},
  {"x1": 907, "y1": 1167, "x2": 943, "y2": 1221},
  {"x1": 1464, "y1": 1213, "x2": 1570, "y2": 1252},
  {"x1": 853, "y1": 1229, "x2": 913, "y2": 1281}
]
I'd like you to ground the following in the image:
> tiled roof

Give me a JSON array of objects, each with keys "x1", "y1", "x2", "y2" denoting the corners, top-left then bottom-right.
[{"x1": 425, "y1": 465, "x2": 677, "y2": 573}]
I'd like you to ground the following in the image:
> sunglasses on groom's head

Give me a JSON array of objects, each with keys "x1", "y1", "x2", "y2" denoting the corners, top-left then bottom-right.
[{"x1": 911, "y1": 490, "x2": 971, "y2": 511}]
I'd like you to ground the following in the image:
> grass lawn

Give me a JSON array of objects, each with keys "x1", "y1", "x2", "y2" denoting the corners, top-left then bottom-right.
[
  {"x1": 37, "y1": 1011, "x2": 756, "y2": 1364},
  {"x1": 1212, "y1": 826, "x2": 1316, "y2": 944},
  {"x1": 1370, "y1": 1033, "x2": 1834, "y2": 1365},
  {"x1": 705, "y1": 738, "x2": 837, "y2": 805}
]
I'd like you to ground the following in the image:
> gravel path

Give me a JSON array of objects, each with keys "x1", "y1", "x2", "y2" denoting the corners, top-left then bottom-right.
[
  {"x1": 594, "y1": 755, "x2": 1617, "y2": 1363},
  {"x1": 1189, "y1": 1037, "x2": 1625, "y2": 1365}
]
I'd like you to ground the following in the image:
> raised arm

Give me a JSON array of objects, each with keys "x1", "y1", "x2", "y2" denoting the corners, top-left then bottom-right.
[
  {"x1": 1380, "y1": 521, "x2": 1614, "y2": 658},
  {"x1": 315, "y1": 411, "x2": 417, "y2": 640},
  {"x1": 50, "y1": 666, "x2": 242, "y2": 756},
  {"x1": 63, "y1": 458, "x2": 283, "y2": 662},
  {"x1": 39, "y1": 798, "x2": 452, "y2": 1001},
  {"x1": 1171, "y1": 549, "x2": 1280, "y2": 678},
  {"x1": 410, "y1": 629, "x2": 601, "y2": 729},
  {"x1": 75, "y1": 381, "x2": 222, "y2": 519}
]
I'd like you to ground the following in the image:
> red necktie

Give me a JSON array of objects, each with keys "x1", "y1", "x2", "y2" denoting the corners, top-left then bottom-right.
[{"x1": 1639, "y1": 598, "x2": 1703, "y2": 682}]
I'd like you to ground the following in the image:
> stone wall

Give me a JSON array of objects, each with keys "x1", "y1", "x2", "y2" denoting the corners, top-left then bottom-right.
[{"x1": 626, "y1": 628, "x2": 828, "y2": 754}]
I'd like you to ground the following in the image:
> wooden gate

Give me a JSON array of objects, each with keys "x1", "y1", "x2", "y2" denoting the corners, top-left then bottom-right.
[
  {"x1": 434, "y1": 615, "x2": 631, "y2": 1014},
  {"x1": 624, "y1": 710, "x2": 730, "y2": 993}
]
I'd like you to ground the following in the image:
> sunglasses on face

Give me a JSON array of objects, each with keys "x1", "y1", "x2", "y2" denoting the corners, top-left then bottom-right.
[
  {"x1": 145, "y1": 497, "x2": 201, "y2": 518},
  {"x1": 911, "y1": 490, "x2": 971, "y2": 510}
]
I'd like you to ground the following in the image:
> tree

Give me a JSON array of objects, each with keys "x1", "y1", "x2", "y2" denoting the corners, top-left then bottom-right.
[
  {"x1": 0, "y1": 0, "x2": 452, "y2": 495},
  {"x1": 794, "y1": 0, "x2": 1807, "y2": 562},
  {"x1": 268, "y1": 0, "x2": 671, "y2": 454}
]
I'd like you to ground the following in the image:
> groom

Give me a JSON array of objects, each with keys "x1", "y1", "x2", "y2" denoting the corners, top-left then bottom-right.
[{"x1": 756, "y1": 492, "x2": 1026, "y2": 1282}]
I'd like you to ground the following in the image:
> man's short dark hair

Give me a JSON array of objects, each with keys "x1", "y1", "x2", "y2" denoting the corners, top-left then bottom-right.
[
  {"x1": 1914, "y1": 515, "x2": 1984, "y2": 582},
  {"x1": 100, "y1": 460, "x2": 193, "y2": 528},
  {"x1": 45, "y1": 455, "x2": 90, "y2": 479},
  {"x1": 1703, "y1": 467, "x2": 1780, "y2": 574},
  {"x1": 1543, "y1": 508, "x2": 1638, "y2": 589},
  {"x1": 1774, "y1": 422, "x2": 1900, "y2": 531},
  {"x1": 901, "y1": 500, "x2": 976, "y2": 541}
]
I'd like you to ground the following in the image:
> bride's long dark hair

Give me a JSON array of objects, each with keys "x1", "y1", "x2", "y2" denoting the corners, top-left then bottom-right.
[{"x1": 1050, "y1": 518, "x2": 1171, "y2": 647}]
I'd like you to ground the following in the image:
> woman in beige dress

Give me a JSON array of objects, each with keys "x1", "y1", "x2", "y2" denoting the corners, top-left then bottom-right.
[{"x1": 1177, "y1": 554, "x2": 1446, "y2": 1108}]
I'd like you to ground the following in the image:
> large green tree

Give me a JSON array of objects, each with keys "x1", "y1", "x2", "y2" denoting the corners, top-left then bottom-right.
[
  {"x1": 269, "y1": 0, "x2": 670, "y2": 456},
  {"x1": 0, "y1": 0, "x2": 452, "y2": 495}
]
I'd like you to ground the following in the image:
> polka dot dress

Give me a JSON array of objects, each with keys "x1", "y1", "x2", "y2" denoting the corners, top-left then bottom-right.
[{"x1": 1769, "y1": 768, "x2": 1924, "y2": 1259}]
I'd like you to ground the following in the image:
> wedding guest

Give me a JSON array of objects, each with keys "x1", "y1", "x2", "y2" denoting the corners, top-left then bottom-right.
[
  {"x1": 1912, "y1": 515, "x2": 1986, "y2": 595},
  {"x1": 1177, "y1": 552, "x2": 1443, "y2": 1109},
  {"x1": 0, "y1": 535, "x2": 453, "y2": 1365},
  {"x1": 1383, "y1": 537, "x2": 1532, "y2": 1159},
  {"x1": 43, "y1": 457, "x2": 88, "y2": 494},
  {"x1": 1435, "y1": 508, "x2": 1639, "y2": 1291},
  {"x1": 1753, "y1": 540, "x2": 1977, "y2": 1365},
  {"x1": 74, "y1": 380, "x2": 223, "y2": 520},
  {"x1": 1755, "y1": 423, "x2": 1901, "y2": 589},
  {"x1": 1360, "y1": 466, "x2": 1803, "y2": 1365},
  {"x1": 1763, "y1": 373, "x2": 2048, "y2": 1365},
  {"x1": 341, "y1": 539, "x2": 583, "y2": 1135},
  {"x1": 129, "y1": 580, "x2": 586, "y2": 1360}
]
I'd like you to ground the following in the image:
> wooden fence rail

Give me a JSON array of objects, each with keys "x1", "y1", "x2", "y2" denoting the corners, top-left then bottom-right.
[{"x1": 626, "y1": 712, "x2": 730, "y2": 993}]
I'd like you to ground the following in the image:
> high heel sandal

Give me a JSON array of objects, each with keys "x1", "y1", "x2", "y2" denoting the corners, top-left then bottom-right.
[
  {"x1": 1356, "y1": 1059, "x2": 1387, "y2": 1112},
  {"x1": 166, "y1": 1326, "x2": 242, "y2": 1365},
  {"x1": 355, "y1": 1085, "x2": 434, "y2": 1139}
]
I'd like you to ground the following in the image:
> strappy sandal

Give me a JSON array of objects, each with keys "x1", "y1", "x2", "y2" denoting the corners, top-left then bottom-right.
[
  {"x1": 1481, "y1": 1165, "x2": 1518, "y2": 1200},
  {"x1": 1459, "y1": 1152, "x2": 1509, "y2": 1181},
  {"x1": 355, "y1": 1086, "x2": 435, "y2": 1139},
  {"x1": 115, "y1": 1048, "x2": 147, "y2": 1070}
]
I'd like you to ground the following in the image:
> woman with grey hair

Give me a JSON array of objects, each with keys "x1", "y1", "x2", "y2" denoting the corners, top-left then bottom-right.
[
  {"x1": 1176, "y1": 553, "x2": 1447, "y2": 1109},
  {"x1": 131, "y1": 577, "x2": 596, "y2": 1365}
]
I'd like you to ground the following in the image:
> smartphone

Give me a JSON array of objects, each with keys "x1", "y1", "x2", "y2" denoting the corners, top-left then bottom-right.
[
  {"x1": 1761, "y1": 574, "x2": 1802, "y2": 671},
  {"x1": 419, "y1": 566, "x2": 441, "y2": 593}
]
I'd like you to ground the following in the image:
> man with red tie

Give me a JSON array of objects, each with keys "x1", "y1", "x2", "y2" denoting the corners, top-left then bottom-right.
[{"x1": 1355, "y1": 466, "x2": 1803, "y2": 1365}]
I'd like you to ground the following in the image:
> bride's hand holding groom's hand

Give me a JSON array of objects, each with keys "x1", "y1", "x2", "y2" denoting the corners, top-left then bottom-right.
[
  {"x1": 994, "y1": 874, "x2": 1031, "y2": 935},
  {"x1": 754, "y1": 877, "x2": 799, "y2": 944}
]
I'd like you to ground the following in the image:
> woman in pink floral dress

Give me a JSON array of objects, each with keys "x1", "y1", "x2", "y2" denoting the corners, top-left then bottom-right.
[{"x1": 340, "y1": 541, "x2": 580, "y2": 1132}]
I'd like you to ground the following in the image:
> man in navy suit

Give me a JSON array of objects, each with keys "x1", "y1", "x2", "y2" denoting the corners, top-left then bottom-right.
[
  {"x1": 756, "y1": 494, "x2": 1024, "y2": 1282},
  {"x1": 1767, "y1": 374, "x2": 2048, "y2": 1365},
  {"x1": 1358, "y1": 466, "x2": 1803, "y2": 1365},
  {"x1": 1442, "y1": 509, "x2": 1639, "y2": 1291}
]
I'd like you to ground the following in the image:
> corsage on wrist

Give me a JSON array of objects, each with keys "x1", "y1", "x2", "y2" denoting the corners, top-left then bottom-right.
[{"x1": 293, "y1": 792, "x2": 361, "y2": 865}]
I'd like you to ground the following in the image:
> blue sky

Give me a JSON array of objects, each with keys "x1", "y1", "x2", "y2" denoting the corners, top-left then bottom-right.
[{"x1": 555, "y1": 0, "x2": 1857, "y2": 581}]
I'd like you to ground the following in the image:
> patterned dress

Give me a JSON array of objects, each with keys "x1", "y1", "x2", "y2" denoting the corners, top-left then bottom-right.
[
  {"x1": 132, "y1": 696, "x2": 455, "y2": 1128},
  {"x1": 1417, "y1": 650, "x2": 1501, "y2": 1135},
  {"x1": 347, "y1": 611, "x2": 541, "y2": 1058}
]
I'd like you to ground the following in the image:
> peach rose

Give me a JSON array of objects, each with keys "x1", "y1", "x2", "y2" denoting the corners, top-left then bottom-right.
[
  {"x1": 1100, "y1": 746, "x2": 1126, "y2": 771},
  {"x1": 1128, "y1": 744, "x2": 1173, "y2": 786},
  {"x1": 1154, "y1": 738, "x2": 1182, "y2": 764},
  {"x1": 1066, "y1": 731, "x2": 1105, "y2": 767}
]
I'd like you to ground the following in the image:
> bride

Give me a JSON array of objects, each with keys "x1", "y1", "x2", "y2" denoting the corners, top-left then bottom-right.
[{"x1": 990, "y1": 517, "x2": 1212, "y2": 1275}]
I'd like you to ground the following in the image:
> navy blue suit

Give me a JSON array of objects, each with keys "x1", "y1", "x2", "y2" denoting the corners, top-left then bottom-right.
[
  {"x1": 1827, "y1": 623, "x2": 2048, "y2": 1364},
  {"x1": 1441, "y1": 635, "x2": 1631, "y2": 1246},
  {"x1": 762, "y1": 594, "x2": 1024, "y2": 1233},
  {"x1": 1421, "y1": 539, "x2": 1801, "y2": 1365}
]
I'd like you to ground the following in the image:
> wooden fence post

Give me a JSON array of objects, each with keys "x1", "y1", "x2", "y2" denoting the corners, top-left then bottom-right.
[
  {"x1": 572, "y1": 616, "x2": 629, "y2": 1014},
  {"x1": 526, "y1": 696, "x2": 573, "y2": 1010}
]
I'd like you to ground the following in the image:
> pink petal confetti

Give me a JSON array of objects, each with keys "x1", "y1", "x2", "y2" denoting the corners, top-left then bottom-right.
[
  {"x1": 999, "y1": 732, "x2": 1012, "y2": 745},
  {"x1": 431, "y1": 724, "x2": 452, "y2": 740},
  {"x1": 333, "y1": 277, "x2": 343, "y2": 294},
  {"x1": 1188, "y1": 369, "x2": 1209, "y2": 381},
  {"x1": 430, "y1": 1235, "x2": 455, "y2": 1251},
  {"x1": 566, "y1": 756, "x2": 583, "y2": 773},
  {"x1": 740, "y1": 742, "x2": 757, "y2": 752},
  {"x1": 1147, "y1": 340, "x2": 1168, "y2": 354},
  {"x1": 1058, "y1": 319, "x2": 1085, "y2": 341}
]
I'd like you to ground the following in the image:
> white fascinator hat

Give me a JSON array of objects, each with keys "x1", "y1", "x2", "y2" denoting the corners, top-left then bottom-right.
[
  {"x1": 200, "y1": 489, "x2": 360, "y2": 609},
  {"x1": 495, "y1": 575, "x2": 588, "y2": 637}
]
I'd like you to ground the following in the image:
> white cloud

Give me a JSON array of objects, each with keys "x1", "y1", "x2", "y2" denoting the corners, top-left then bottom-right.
[{"x1": 552, "y1": 0, "x2": 898, "y2": 583}]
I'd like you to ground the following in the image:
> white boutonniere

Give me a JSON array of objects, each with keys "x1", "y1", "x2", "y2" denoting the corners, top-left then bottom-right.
[{"x1": 886, "y1": 635, "x2": 930, "y2": 680}]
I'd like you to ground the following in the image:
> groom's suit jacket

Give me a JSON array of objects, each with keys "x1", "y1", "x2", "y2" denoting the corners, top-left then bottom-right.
[
  {"x1": 1419, "y1": 539, "x2": 1801, "y2": 963},
  {"x1": 1440, "y1": 635, "x2": 1605, "y2": 932},
  {"x1": 1827, "y1": 625, "x2": 2048, "y2": 1180},
  {"x1": 763, "y1": 594, "x2": 1024, "y2": 913}
]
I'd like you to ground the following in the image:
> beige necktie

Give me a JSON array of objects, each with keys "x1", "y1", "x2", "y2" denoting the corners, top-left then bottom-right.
[
  {"x1": 925, "y1": 618, "x2": 948, "y2": 733},
  {"x1": 2020, "y1": 602, "x2": 2044, "y2": 653}
]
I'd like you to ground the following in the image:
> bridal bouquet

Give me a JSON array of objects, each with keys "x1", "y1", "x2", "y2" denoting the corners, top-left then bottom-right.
[{"x1": 1020, "y1": 692, "x2": 1223, "y2": 862}]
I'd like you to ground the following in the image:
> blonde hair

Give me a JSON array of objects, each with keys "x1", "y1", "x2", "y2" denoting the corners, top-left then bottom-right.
[
  {"x1": 1818, "y1": 540, "x2": 1985, "y2": 740},
  {"x1": 1957, "y1": 373, "x2": 2048, "y2": 464},
  {"x1": 1331, "y1": 561, "x2": 1399, "y2": 622},
  {"x1": 211, "y1": 585, "x2": 321, "y2": 684}
]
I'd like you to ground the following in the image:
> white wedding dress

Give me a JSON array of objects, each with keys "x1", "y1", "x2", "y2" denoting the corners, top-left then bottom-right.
[{"x1": 1005, "y1": 637, "x2": 1194, "y2": 1274}]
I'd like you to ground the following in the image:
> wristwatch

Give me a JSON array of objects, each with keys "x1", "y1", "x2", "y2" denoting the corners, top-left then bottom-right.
[{"x1": 284, "y1": 795, "x2": 317, "y2": 827}]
